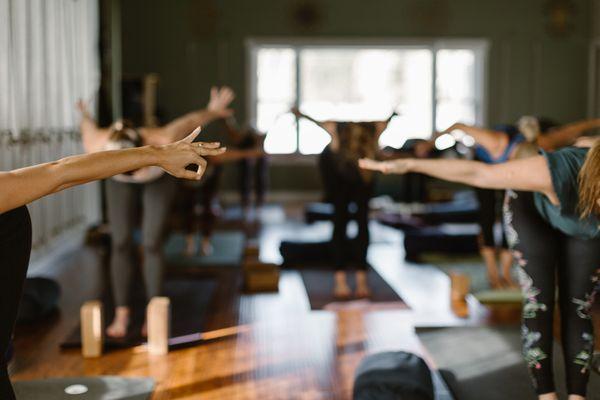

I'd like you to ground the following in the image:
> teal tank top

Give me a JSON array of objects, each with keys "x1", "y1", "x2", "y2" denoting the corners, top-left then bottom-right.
[{"x1": 534, "y1": 147, "x2": 600, "y2": 239}]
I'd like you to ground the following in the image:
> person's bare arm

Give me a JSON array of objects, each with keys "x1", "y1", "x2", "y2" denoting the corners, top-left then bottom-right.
[
  {"x1": 538, "y1": 119, "x2": 600, "y2": 150},
  {"x1": 444, "y1": 123, "x2": 507, "y2": 157},
  {"x1": 77, "y1": 100, "x2": 111, "y2": 153},
  {"x1": 0, "y1": 128, "x2": 225, "y2": 214},
  {"x1": 291, "y1": 108, "x2": 339, "y2": 151},
  {"x1": 359, "y1": 155, "x2": 555, "y2": 200},
  {"x1": 374, "y1": 112, "x2": 398, "y2": 141},
  {"x1": 145, "y1": 87, "x2": 236, "y2": 145}
]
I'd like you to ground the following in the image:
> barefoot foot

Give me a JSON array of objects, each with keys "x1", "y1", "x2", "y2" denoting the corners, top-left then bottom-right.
[{"x1": 106, "y1": 307, "x2": 130, "y2": 338}]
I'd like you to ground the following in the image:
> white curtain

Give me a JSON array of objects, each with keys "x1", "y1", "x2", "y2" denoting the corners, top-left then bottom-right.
[{"x1": 0, "y1": 0, "x2": 101, "y2": 264}]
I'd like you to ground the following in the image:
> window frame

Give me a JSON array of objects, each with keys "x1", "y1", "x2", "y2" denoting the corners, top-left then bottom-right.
[{"x1": 246, "y1": 38, "x2": 489, "y2": 162}]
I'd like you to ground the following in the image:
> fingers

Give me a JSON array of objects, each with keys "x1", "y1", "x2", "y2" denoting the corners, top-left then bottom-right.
[
  {"x1": 358, "y1": 158, "x2": 381, "y2": 171},
  {"x1": 220, "y1": 86, "x2": 235, "y2": 102},
  {"x1": 210, "y1": 86, "x2": 218, "y2": 99},
  {"x1": 177, "y1": 169, "x2": 204, "y2": 180},
  {"x1": 196, "y1": 158, "x2": 208, "y2": 179},
  {"x1": 198, "y1": 147, "x2": 227, "y2": 156},
  {"x1": 183, "y1": 126, "x2": 202, "y2": 143},
  {"x1": 195, "y1": 141, "x2": 221, "y2": 149}
]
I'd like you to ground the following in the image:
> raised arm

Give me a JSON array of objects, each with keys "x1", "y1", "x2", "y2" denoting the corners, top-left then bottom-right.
[
  {"x1": 145, "y1": 86, "x2": 236, "y2": 145},
  {"x1": 443, "y1": 123, "x2": 508, "y2": 157},
  {"x1": 77, "y1": 100, "x2": 112, "y2": 153},
  {"x1": 359, "y1": 156, "x2": 556, "y2": 201},
  {"x1": 537, "y1": 118, "x2": 600, "y2": 150},
  {"x1": 291, "y1": 108, "x2": 339, "y2": 150},
  {"x1": 374, "y1": 111, "x2": 398, "y2": 141},
  {"x1": 0, "y1": 128, "x2": 225, "y2": 214}
]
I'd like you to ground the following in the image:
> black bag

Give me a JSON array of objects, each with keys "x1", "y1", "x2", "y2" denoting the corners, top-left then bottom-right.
[
  {"x1": 17, "y1": 278, "x2": 61, "y2": 323},
  {"x1": 353, "y1": 351, "x2": 434, "y2": 400}
]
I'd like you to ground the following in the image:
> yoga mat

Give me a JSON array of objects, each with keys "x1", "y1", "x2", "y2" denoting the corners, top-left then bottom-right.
[
  {"x1": 61, "y1": 278, "x2": 216, "y2": 350},
  {"x1": 417, "y1": 326, "x2": 600, "y2": 400},
  {"x1": 424, "y1": 255, "x2": 522, "y2": 304},
  {"x1": 299, "y1": 268, "x2": 405, "y2": 310},
  {"x1": 13, "y1": 376, "x2": 154, "y2": 400},
  {"x1": 164, "y1": 231, "x2": 246, "y2": 268}
]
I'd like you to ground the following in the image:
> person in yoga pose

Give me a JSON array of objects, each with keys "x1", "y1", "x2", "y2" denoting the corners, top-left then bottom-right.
[
  {"x1": 77, "y1": 86, "x2": 235, "y2": 338},
  {"x1": 222, "y1": 116, "x2": 269, "y2": 215},
  {"x1": 417, "y1": 117, "x2": 600, "y2": 290},
  {"x1": 292, "y1": 109, "x2": 395, "y2": 299},
  {"x1": 0, "y1": 128, "x2": 225, "y2": 399},
  {"x1": 360, "y1": 138, "x2": 600, "y2": 400},
  {"x1": 182, "y1": 115, "x2": 267, "y2": 256}
]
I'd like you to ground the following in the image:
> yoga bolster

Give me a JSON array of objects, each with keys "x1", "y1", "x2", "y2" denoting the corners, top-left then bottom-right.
[
  {"x1": 353, "y1": 351, "x2": 434, "y2": 400},
  {"x1": 16, "y1": 278, "x2": 61, "y2": 323}
]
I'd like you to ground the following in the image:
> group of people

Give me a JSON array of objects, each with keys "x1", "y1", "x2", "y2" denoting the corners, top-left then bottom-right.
[
  {"x1": 360, "y1": 122, "x2": 600, "y2": 400},
  {"x1": 78, "y1": 86, "x2": 266, "y2": 338},
  {"x1": 1, "y1": 82, "x2": 599, "y2": 400},
  {"x1": 290, "y1": 108, "x2": 600, "y2": 399}
]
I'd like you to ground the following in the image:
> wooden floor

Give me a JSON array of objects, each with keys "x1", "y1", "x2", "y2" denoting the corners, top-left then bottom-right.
[{"x1": 9, "y1": 204, "x2": 598, "y2": 399}]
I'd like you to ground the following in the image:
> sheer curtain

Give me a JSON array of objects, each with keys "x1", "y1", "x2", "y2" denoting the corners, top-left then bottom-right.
[{"x1": 0, "y1": 0, "x2": 101, "y2": 265}]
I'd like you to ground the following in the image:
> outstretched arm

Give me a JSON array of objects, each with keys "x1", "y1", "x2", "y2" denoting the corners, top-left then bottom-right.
[
  {"x1": 538, "y1": 118, "x2": 600, "y2": 150},
  {"x1": 359, "y1": 156, "x2": 556, "y2": 201},
  {"x1": 0, "y1": 128, "x2": 225, "y2": 214},
  {"x1": 291, "y1": 108, "x2": 339, "y2": 151},
  {"x1": 77, "y1": 100, "x2": 111, "y2": 153},
  {"x1": 374, "y1": 111, "x2": 398, "y2": 141},
  {"x1": 443, "y1": 123, "x2": 507, "y2": 157},
  {"x1": 146, "y1": 86, "x2": 236, "y2": 145}
]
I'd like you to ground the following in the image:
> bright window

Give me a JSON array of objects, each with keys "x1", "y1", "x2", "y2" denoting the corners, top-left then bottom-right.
[{"x1": 249, "y1": 40, "x2": 487, "y2": 155}]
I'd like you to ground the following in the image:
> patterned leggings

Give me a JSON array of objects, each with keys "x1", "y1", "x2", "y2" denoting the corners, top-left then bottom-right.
[{"x1": 504, "y1": 191, "x2": 600, "y2": 396}]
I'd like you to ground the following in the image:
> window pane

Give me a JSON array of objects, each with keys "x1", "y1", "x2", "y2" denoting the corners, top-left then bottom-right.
[
  {"x1": 256, "y1": 48, "x2": 297, "y2": 153},
  {"x1": 298, "y1": 118, "x2": 331, "y2": 154},
  {"x1": 299, "y1": 48, "x2": 433, "y2": 150},
  {"x1": 263, "y1": 112, "x2": 297, "y2": 154},
  {"x1": 436, "y1": 49, "x2": 477, "y2": 130}
]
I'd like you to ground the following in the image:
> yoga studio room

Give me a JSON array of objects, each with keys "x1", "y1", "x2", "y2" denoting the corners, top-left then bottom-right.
[{"x1": 3, "y1": 0, "x2": 600, "y2": 399}]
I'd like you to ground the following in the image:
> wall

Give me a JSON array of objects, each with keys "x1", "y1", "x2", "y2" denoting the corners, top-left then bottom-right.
[{"x1": 121, "y1": 0, "x2": 593, "y2": 193}]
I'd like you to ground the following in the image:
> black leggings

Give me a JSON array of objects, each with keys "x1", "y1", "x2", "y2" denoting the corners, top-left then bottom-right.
[
  {"x1": 0, "y1": 206, "x2": 32, "y2": 399},
  {"x1": 505, "y1": 191, "x2": 600, "y2": 396},
  {"x1": 319, "y1": 148, "x2": 371, "y2": 271},
  {"x1": 183, "y1": 166, "x2": 223, "y2": 237},
  {"x1": 476, "y1": 188, "x2": 508, "y2": 249}
]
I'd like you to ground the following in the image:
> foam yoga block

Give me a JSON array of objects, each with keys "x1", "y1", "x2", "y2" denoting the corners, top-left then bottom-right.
[
  {"x1": 13, "y1": 376, "x2": 154, "y2": 400},
  {"x1": 147, "y1": 297, "x2": 170, "y2": 355},
  {"x1": 353, "y1": 351, "x2": 434, "y2": 400},
  {"x1": 80, "y1": 301, "x2": 103, "y2": 358}
]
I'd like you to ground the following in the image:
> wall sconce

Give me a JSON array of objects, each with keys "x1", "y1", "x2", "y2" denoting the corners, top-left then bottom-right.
[{"x1": 544, "y1": 0, "x2": 575, "y2": 36}]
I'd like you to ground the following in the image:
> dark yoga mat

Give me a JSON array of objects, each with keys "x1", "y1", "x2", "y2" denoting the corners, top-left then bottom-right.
[
  {"x1": 13, "y1": 376, "x2": 154, "y2": 400},
  {"x1": 61, "y1": 278, "x2": 217, "y2": 350},
  {"x1": 417, "y1": 326, "x2": 600, "y2": 400},
  {"x1": 300, "y1": 268, "x2": 405, "y2": 310},
  {"x1": 163, "y1": 231, "x2": 246, "y2": 268}
]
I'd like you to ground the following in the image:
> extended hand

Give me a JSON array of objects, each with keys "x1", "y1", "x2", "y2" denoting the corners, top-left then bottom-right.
[
  {"x1": 158, "y1": 127, "x2": 226, "y2": 180},
  {"x1": 207, "y1": 86, "x2": 235, "y2": 119},
  {"x1": 358, "y1": 158, "x2": 413, "y2": 175}
]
